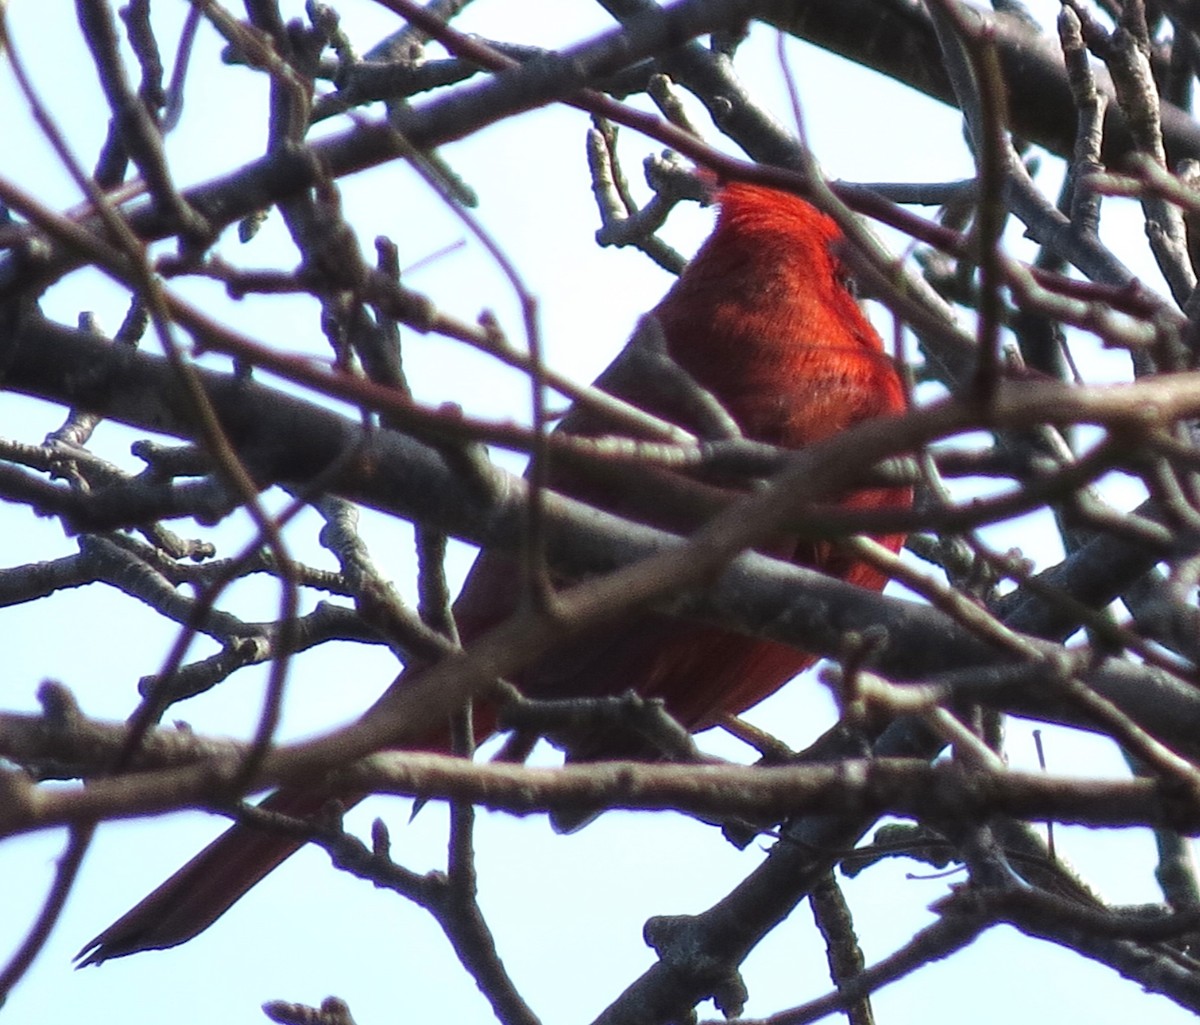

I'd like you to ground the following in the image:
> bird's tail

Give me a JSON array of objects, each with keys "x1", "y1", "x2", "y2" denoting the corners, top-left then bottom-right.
[
  {"x1": 76, "y1": 785, "x2": 364, "y2": 966},
  {"x1": 75, "y1": 703, "x2": 488, "y2": 967}
]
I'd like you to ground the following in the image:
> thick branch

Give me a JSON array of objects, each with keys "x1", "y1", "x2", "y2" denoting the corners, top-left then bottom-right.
[
  {"x1": 770, "y1": 0, "x2": 1200, "y2": 167},
  {"x1": 4, "y1": 314, "x2": 1200, "y2": 748}
]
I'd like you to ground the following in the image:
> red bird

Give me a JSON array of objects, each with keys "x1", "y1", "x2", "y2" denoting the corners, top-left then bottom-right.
[{"x1": 79, "y1": 182, "x2": 909, "y2": 964}]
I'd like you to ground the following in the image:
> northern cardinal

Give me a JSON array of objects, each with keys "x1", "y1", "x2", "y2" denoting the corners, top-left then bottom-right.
[{"x1": 79, "y1": 181, "x2": 909, "y2": 964}]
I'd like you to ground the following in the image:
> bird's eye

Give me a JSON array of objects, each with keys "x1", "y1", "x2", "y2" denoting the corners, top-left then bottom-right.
[{"x1": 834, "y1": 263, "x2": 860, "y2": 298}]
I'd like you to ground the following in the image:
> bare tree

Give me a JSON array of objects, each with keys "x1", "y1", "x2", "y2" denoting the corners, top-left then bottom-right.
[{"x1": 4, "y1": 1, "x2": 1200, "y2": 1022}]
